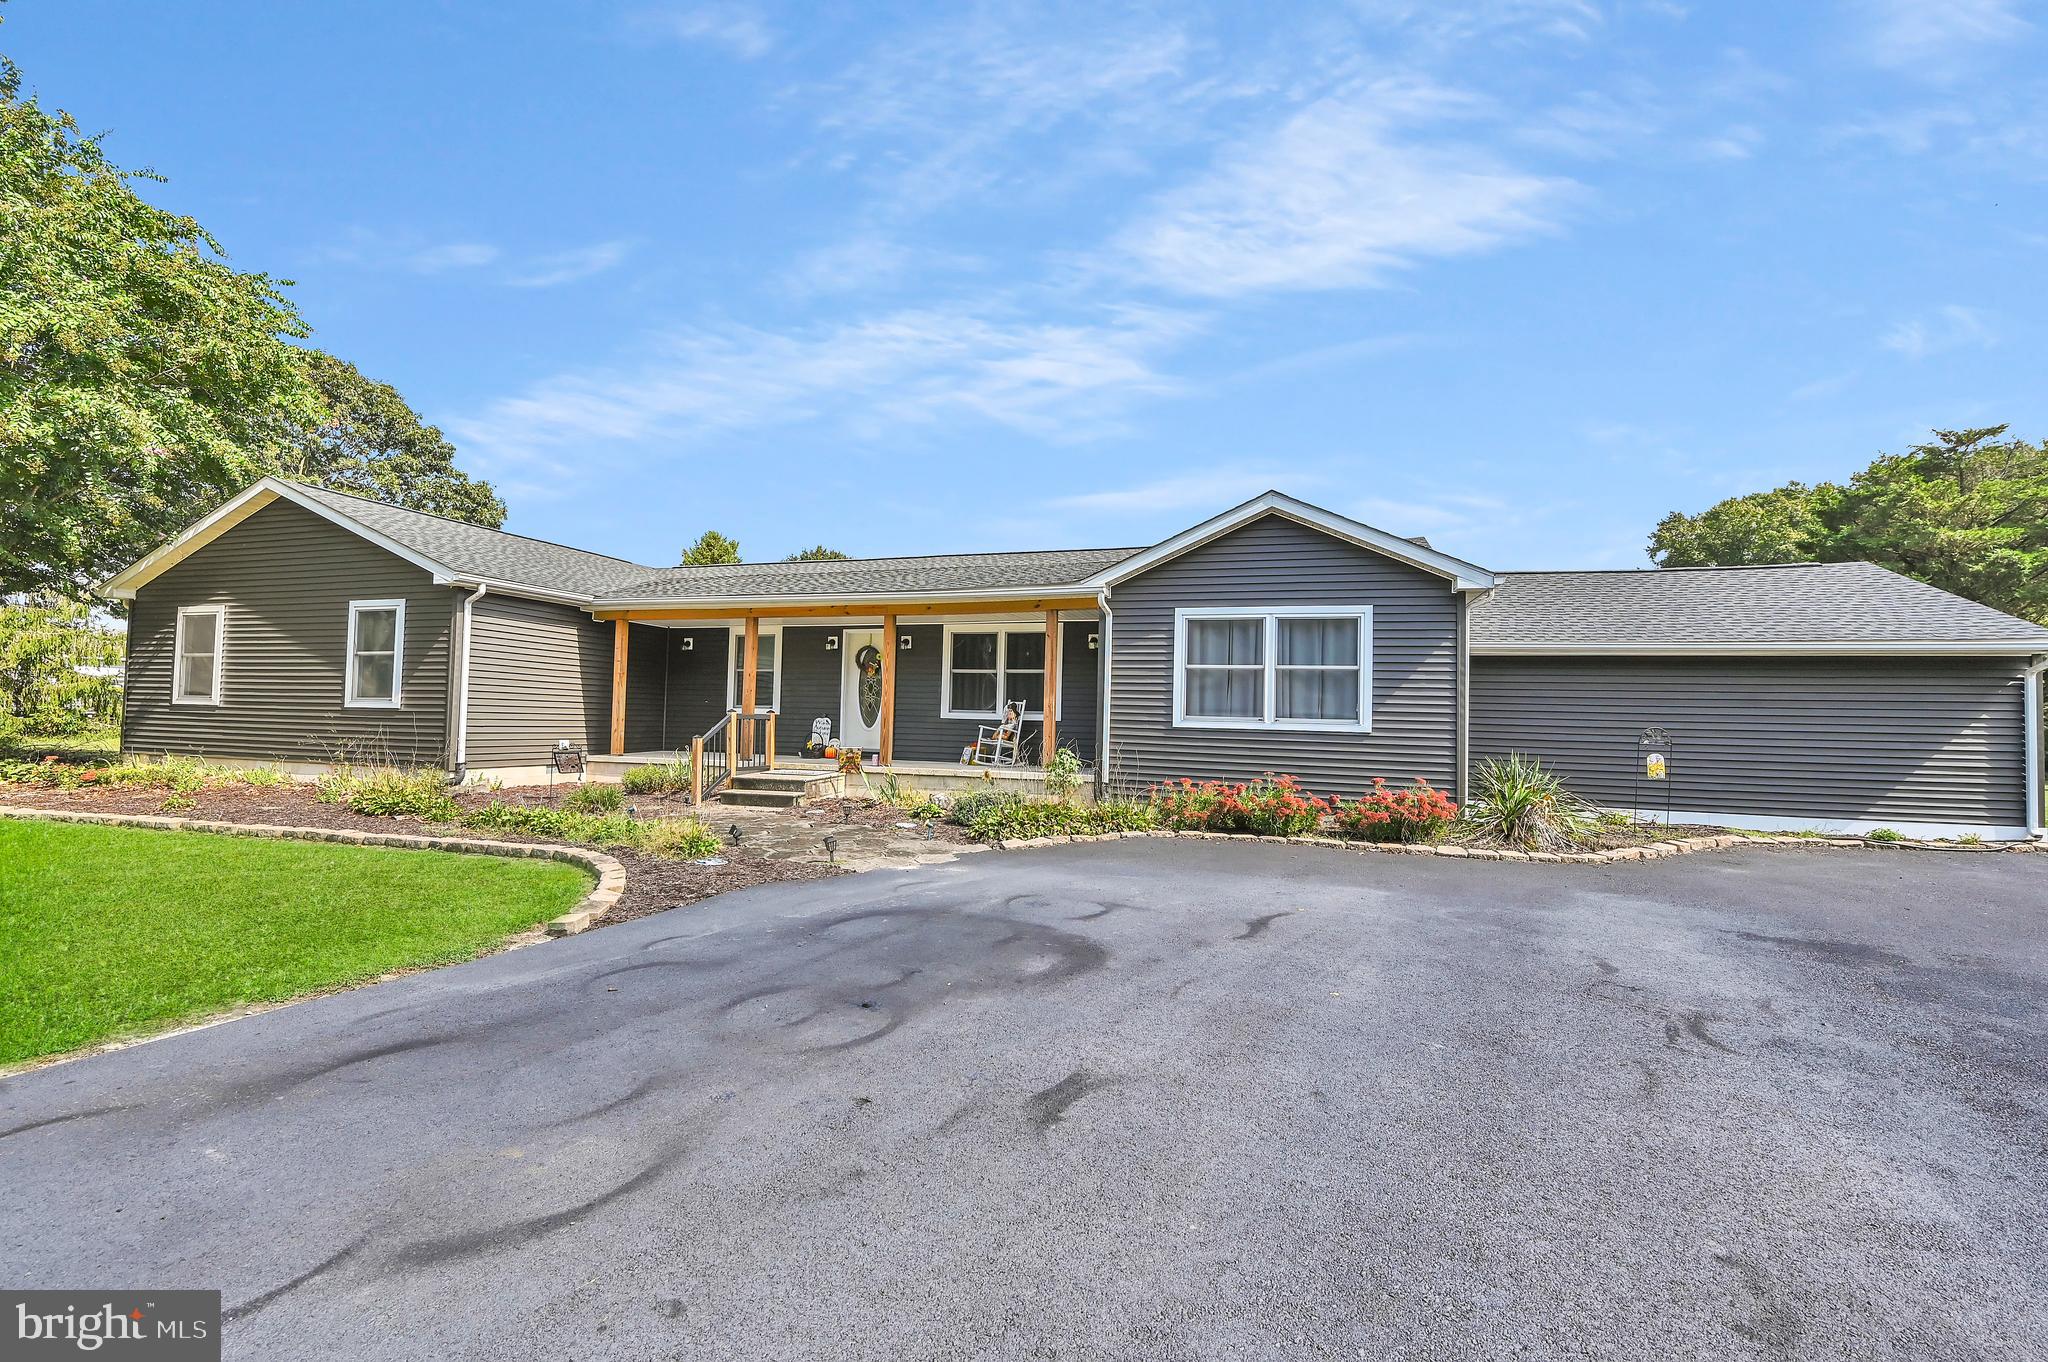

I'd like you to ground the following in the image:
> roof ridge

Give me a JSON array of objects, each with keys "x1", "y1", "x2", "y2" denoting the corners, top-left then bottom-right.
[
  {"x1": 648, "y1": 545, "x2": 1143, "y2": 572},
  {"x1": 286, "y1": 480, "x2": 653, "y2": 569}
]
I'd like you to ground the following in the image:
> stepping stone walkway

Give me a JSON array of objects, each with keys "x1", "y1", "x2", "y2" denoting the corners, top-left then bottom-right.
[{"x1": 709, "y1": 803, "x2": 989, "y2": 874}]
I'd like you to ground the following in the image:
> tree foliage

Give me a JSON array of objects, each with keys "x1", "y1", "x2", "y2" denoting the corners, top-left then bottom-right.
[
  {"x1": 1649, "y1": 426, "x2": 2048, "y2": 623},
  {"x1": 784, "y1": 545, "x2": 849, "y2": 561},
  {"x1": 680, "y1": 530, "x2": 741, "y2": 566},
  {"x1": 0, "y1": 595, "x2": 123, "y2": 734},
  {"x1": 0, "y1": 50, "x2": 502, "y2": 595},
  {"x1": 277, "y1": 351, "x2": 504, "y2": 528}
]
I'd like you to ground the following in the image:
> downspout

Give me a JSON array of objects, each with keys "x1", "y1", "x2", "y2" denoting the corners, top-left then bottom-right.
[
  {"x1": 1095, "y1": 587, "x2": 1113, "y2": 801},
  {"x1": 2027, "y1": 654, "x2": 2046, "y2": 839},
  {"x1": 1454, "y1": 590, "x2": 1472, "y2": 806},
  {"x1": 450, "y1": 582, "x2": 487, "y2": 781}
]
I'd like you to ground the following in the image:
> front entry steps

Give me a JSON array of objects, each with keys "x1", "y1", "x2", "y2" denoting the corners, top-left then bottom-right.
[{"x1": 719, "y1": 770, "x2": 845, "y2": 809}]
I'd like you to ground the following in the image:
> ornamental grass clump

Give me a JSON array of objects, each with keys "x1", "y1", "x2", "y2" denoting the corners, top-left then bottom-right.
[
  {"x1": 320, "y1": 766, "x2": 460, "y2": 821},
  {"x1": 637, "y1": 816, "x2": 722, "y2": 859},
  {"x1": 563, "y1": 782, "x2": 625, "y2": 814},
  {"x1": 1333, "y1": 777, "x2": 1458, "y2": 844},
  {"x1": 1467, "y1": 753, "x2": 1586, "y2": 850},
  {"x1": 620, "y1": 761, "x2": 692, "y2": 795}
]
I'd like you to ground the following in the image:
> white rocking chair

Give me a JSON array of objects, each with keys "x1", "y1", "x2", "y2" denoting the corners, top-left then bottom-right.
[{"x1": 970, "y1": 701, "x2": 1026, "y2": 767}]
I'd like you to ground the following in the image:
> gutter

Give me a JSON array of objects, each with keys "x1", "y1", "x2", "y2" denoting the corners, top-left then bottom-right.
[{"x1": 1095, "y1": 587, "x2": 1113, "y2": 801}]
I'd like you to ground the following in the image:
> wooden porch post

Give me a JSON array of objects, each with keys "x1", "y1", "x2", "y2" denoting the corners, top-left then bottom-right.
[
  {"x1": 609, "y1": 617, "x2": 629, "y2": 756},
  {"x1": 740, "y1": 615, "x2": 759, "y2": 760},
  {"x1": 1041, "y1": 611, "x2": 1060, "y2": 764},
  {"x1": 879, "y1": 612, "x2": 896, "y2": 766}
]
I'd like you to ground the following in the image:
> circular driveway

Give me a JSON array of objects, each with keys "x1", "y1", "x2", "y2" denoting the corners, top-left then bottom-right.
[{"x1": 2, "y1": 841, "x2": 2043, "y2": 1360}]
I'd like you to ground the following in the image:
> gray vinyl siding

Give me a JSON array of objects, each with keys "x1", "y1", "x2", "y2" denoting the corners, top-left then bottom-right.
[
  {"x1": 625, "y1": 624, "x2": 665, "y2": 752},
  {"x1": 1105, "y1": 515, "x2": 1459, "y2": 798},
  {"x1": 123, "y1": 499, "x2": 454, "y2": 767},
  {"x1": 776, "y1": 627, "x2": 841, "y2": 757},
  {"x1": 463, "y1": 594, "x2": 612, "y2": 766},
  {"x1": 1470, "y1": 657, "x2": 2030, "y2": 827},
  {"x1": 663, "y1": 629, "x2": 731, "y2": 747}
]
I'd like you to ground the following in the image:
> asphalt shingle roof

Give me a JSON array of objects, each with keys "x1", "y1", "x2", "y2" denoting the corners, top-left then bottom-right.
[
  {"x1": 291, "y1": 483, "x2": 662, "y2": 596},
  {"x1": 1470, "y1": 561, "x2": 2048, "y2": 647},
  {"x1": 596, "y1": 548, "x2": 1139, "y2": 601},
  {"x1": 289, "y1": 484, "x2": 2048, "y2": 647}
]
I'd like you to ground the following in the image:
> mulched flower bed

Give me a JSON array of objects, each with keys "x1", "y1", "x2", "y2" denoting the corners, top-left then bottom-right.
[
  {"x1": 0, "y1": 781, "x2": 843, "y2": 926},
  {"x1": 791, "y1": 796, "x2": 977, "y2": 843}
]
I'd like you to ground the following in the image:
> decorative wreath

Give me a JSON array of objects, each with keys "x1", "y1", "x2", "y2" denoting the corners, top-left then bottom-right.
[{"x1": 854, "y1": 644, "x2": 883, "y2": 678}]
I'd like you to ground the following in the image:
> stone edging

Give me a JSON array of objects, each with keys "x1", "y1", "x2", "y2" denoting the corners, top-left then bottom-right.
[
  {"x1": 984, "y1": 828, "x2": 2039, "y2": 861},
  {"x1": 0, "y1": 807, "x2": 626, "y2": 935}
]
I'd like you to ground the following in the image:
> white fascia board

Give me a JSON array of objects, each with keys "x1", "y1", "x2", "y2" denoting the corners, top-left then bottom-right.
[
  {"x1": 1081, "y1": 491, "x2": 1498, "y2": 594},
  {"x1": 99, "y1": 477, "x2": 460, "y2": 598},
  {"x1": 589, "y1": 585, "x2": 1102, "y2": 614},
  {"x1": 1472, "y1": 640, "x2": 2048, "y2": 657}
]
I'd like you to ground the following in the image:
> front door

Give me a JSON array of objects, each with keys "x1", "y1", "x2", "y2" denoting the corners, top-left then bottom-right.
[{"x1": 840, "y1": 629, "x2": 884, "y2": 753}]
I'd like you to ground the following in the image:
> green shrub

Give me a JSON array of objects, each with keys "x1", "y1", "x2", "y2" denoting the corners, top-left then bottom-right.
[
  {"x1": 961, "y1": 796, "x2": 1158, "y2": 842},
  {"x1": 638, "y1": 817, "x2": 722, "y2": 859},
  {"x1": 946, "y1": 788, "x2": 1026, "y2": 826},
  {"x1": 461, "y1": 800, "x2": 639, "y2": 848},
  {"x1": 335, "y1": 767, "x2": 460, "y2": 821},
  {"x1": 564, "y1": 783, "x2": 625, "y2": 814},
  {"x1": 1866, "y1": 827, "x2": 1905, "y2": 843},
  {"x1": 1042, "y1": 745, "x2": 1085, "y2": 801},
  {"x1": 621, "y1": 761, "x2": 692, "y2": 795},
  {"x1": 1467, "y1": 753, "x2": 1587, "y2": 850}
]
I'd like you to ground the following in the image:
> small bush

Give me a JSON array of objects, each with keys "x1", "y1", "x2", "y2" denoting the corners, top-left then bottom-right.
[
  {"x1": 621, "y1": 761, "x2": 692, "y2": 795},
  {"x1": 638, "y1": 817, "x2": 722, "y2": 859},
  {"x1": 564, "y1": 783, "x2": 625, "y2": 814},
  {"x1": 1866, "y1": 827, "x2": 1905, "y2": 843},
  {"x1": 1333, "y1": 778, "x2": 1458, "y2": 844},
  {"x1": 461, "y1": 800, "x2": 640, "y2": 847},
  {"x1": 1958, "y1": 833, "x2": 1983, "y2": 846},
  {"x1": 946, "y1": 789, "x2": 1026, "y2": 826},
  {"x1": 1043, "y1": 746, "x2": 1085, "y2": 801},
  {"x1": 322, "y1": 767, "x2": 460, "y2": 821},
  {"x1": 1467, "y1": 753, "x2": 1586, "y2": 850},
  {"x1": 1151, "y1": 775, "x2": 1328, "y2": 836},
  {"x1": 960, "y1": 796, "x2": 1159, "y2": 842}
]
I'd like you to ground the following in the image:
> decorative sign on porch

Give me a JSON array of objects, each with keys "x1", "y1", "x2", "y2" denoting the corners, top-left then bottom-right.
[
  {"x1": 855, "y1": 644, "x2": 884, "y2": 728},
  {"x1": 1633, "y1": 727, "x2": 1673, "y2": 826}
]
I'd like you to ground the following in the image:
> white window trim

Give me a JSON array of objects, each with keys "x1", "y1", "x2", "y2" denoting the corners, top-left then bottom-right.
[
  {"x1": 940, "y1": 623, "x2": 1062, "y2": 721},
  {"x1": 725, "y1": 625, "x2": 783, "y2": 713},
  {"x1": 172, "y1": 604, "x2": 226, "y2": 706},
  {"x1": 344, "y1": 598, "x2": 406, "y2": 709},
  {"x1": 1171, "y1": 605, "x2": 1372, "y2": 733}
]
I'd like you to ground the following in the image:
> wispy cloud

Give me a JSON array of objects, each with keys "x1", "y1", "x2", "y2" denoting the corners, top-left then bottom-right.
[
  {"x1": 1350, "y1": 0, "x2": 1606, "y2": 47},
  {"x1": 507, "y1": 241, "x2": 633, "y2": 288},
  {"x1": 1049, "y1": 466, "x2": 1319, "y2": 516},
  {"x1": 1853, "y1": 0, "x2": 2029, "y2": 75},
  {"x1": 450, "y1": 303, "x2": 1200, "y2": 473},
  {"x1": 1695, "y1": 122, "x2": 1764, "y2": 160},
  {"x1": 629, "y1": 3, "x2": 774, "y2": 59},
  {"x1": 1879, "y1": 304, "x2": 1996, "y2": 359},
  {"x1": 1112, "y1": 79, "x2": 1570, "y2": 297},
  {"x1": 315, "y1": 230, "x2": 502, "y2": 275}
]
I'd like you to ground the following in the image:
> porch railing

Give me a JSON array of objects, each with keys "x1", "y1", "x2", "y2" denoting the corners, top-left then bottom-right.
[{"x1": 687, "y1": 709, "x2": 775, "y2": 803}]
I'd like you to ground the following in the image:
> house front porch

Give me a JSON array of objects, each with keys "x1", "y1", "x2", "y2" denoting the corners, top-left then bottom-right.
[{"x1": 587, "y1": 750, "x2": 1089, "y2": 801}]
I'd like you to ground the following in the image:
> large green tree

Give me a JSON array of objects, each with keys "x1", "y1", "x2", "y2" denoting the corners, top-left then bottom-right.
[
  {"x1": 784, "y1": 545, "x2": 849, "y2": 561},
  {"x1": 0, "y1": 49, "x2": 502, "y2": 596},
  {"x1": 1649, "y1": 426, "x2": 2048, "y2": 623},
  {"x1": 278, "y1": 351, "x2": 504, "y2": 526},
  {"x1": 0, "y1": 595, "x2": 122, "y2": 734}
]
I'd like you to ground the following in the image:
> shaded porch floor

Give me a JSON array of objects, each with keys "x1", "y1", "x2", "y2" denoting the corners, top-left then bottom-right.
[{"x1": 587, "y1": 752, "x2": 1087, "y2": 798}]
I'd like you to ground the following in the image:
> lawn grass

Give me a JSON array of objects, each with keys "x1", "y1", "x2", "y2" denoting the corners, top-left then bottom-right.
[
  {"x1": 0, "y1": 725, "x2": 120, "y2": 764},
  {"x1": 0, "y1": 819, "x2": 592, "y2": 1066}
]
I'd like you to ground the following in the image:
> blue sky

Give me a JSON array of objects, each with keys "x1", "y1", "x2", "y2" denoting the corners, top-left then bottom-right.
[{"x1": 11, "y1": 1, "x2": 2047, "y2": 569}]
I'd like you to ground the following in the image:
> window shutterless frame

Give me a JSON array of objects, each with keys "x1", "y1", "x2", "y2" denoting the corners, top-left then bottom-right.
[
  {"x1": 171, "y1": 604, "x2": 226, "y2": 706},
  {"x1": 1170, "y1": 605, "x2": 1372, "y2": 732},
  {"x1": 344, "y1": 598, "x2": 405, "y2": 708},
  {"x1": 725, "y1": 626, "x2": 782, "y2": 712},
  {"x1": 939, "y1": 623, "x2": 1061, "y2": 721}
]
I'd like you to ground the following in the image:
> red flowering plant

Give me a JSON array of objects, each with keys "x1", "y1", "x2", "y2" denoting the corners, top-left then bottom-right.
[
  {"x1": 1151, "y1": 774, "x2": 1331, "y2": 837},
  {"x1": 1333, "y1": 777, "x2": 1458, "y2": 844}
]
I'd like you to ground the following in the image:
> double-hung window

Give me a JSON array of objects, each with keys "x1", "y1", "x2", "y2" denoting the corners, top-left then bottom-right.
[
  {"x1": 728, "y1": 628, "x2": 780, "y2": 711},
  {"x1": 942, "y1": 625, "x2": 1055, "y2": 720},
  {"x1": 1173, "y1": 607, "x2": 1370, "y2": 731},
  {"x1": 173, "y1": 605, "x2": 225, "y2": 705},
  {"x1": 345, "y1": 599, "x2": 404, "y2": 707}
]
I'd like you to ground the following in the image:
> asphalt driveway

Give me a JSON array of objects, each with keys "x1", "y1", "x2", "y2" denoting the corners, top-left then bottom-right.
[{"x1": 3, "y1": 842, "x2": 2043, "y2": 1361}]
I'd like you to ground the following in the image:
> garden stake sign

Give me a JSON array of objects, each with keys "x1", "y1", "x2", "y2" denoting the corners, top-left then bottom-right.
[{"x1": 1634, "y1": 727, "x2": 1673, "y2": 827}]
